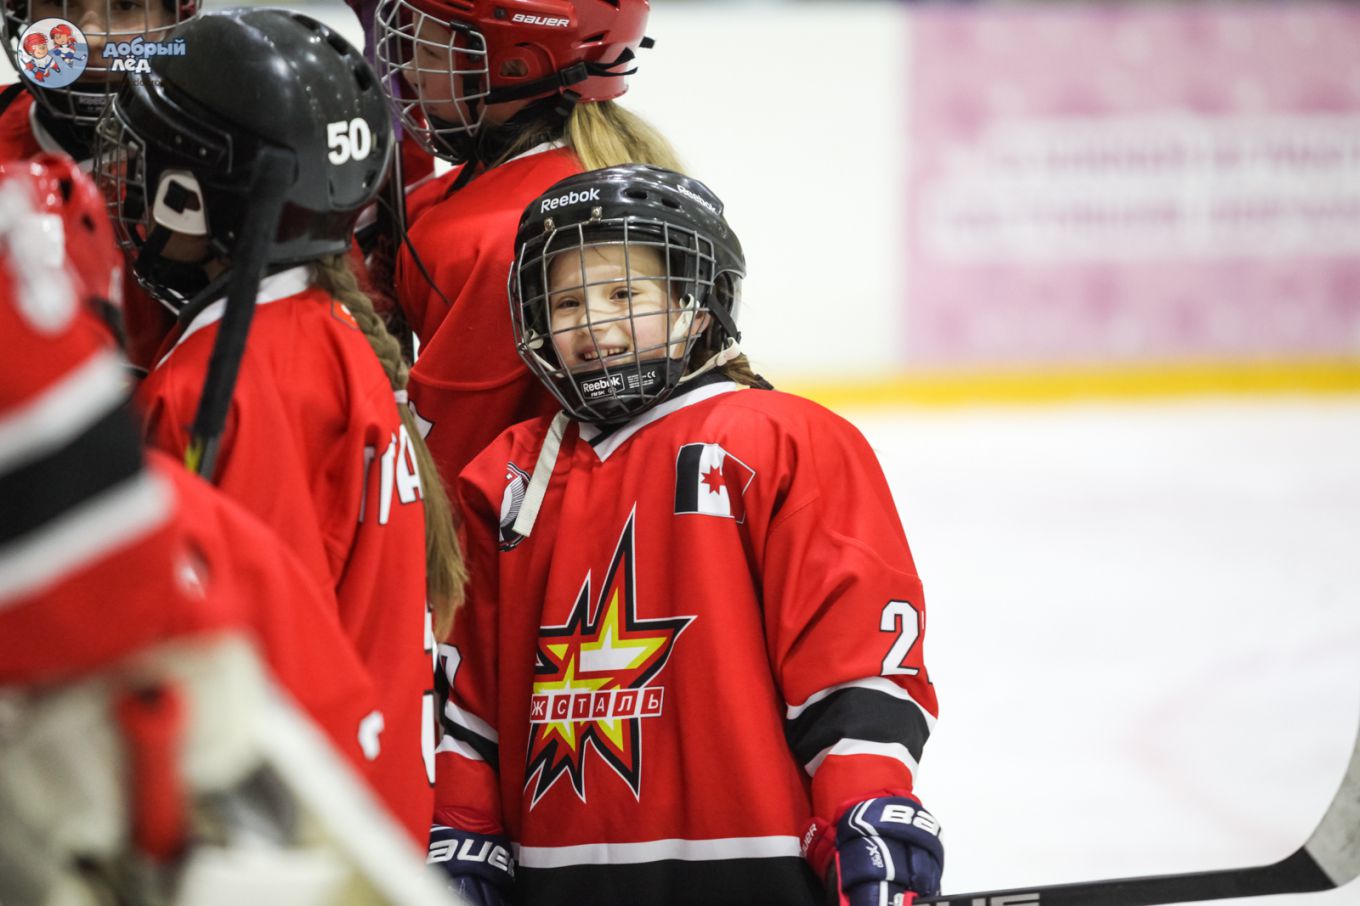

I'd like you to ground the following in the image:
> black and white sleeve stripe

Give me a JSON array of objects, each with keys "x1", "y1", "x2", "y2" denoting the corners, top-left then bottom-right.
[
  {"x1": 434, "y1": 643, "x2": 500, "y2": 767},
  {"x1": 785, "y1": 677, "x2": 935, "y2": 780}
]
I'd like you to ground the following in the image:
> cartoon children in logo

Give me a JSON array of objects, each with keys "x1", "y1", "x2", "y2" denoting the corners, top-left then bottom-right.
[
  {"x1": 16, "y1": 18, "x2": 88, "y2": 89},
  {"x1": 49, "y1": 23, "x2": 82, "y2": 64}
]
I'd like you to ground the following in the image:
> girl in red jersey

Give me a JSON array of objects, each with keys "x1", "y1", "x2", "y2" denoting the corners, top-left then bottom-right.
[
  {"x1": 428, "y1": 164, "x2": 945, "y2": 906},
  {"x1": 0, "y1": 153, "x2": 381, "y2": 773},
  {"x1": 92, "y1": 10, "x2": 464, "y2": 846},
  {"x1": 2, "y1": 0, "x2": 204, "y2": 374},
  {"x1": 369, "y1": 0, "x2": 682, "y2": 487}
]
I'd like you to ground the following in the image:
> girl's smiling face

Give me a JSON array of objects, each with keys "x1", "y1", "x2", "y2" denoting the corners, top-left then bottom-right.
[{"x1": 546, "y1": 243, "x2": 704, "y2": 375}]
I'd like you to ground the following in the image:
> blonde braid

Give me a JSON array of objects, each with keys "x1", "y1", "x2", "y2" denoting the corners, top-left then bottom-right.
[{"x1": 314, "y1": 255, "x2": 466, "y2": 637}]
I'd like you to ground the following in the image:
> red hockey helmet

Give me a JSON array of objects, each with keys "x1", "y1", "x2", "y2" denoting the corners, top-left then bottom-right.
[
  {"x1": 0, "y1": 154, "x2": 122, "y2": 317},
  {"x1": 21, "y1": 30, "x2": 46, "y2": 53},
  {"x1": 49, "y1": 22, "x2": 73, "y2": 39},
  {"x1": 373, "y1": 0, "x2": 650, "y2": 159}
]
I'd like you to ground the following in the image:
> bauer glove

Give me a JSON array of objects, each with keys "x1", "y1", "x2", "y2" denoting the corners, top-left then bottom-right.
[
  {"x1": 427, "y1": 824, "x2": 515, "y2": 906},
  {"x1": 821, "y1": 796, "x2": 944, "y2": 906}
]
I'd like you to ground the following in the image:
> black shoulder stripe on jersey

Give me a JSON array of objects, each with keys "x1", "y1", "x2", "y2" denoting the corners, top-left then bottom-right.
[
  {"x1": 518, "y1": 855, "x2": 822, "y2": 906},
  {"x1": 785, "y1": 686, "x2": 932, "y2": 769},
  {"x1": 0, "y1": 402, "x2": 144, "y2": 546},
  {"x1": 443, "y1": 719, "x2": 499, "y2": 766}
]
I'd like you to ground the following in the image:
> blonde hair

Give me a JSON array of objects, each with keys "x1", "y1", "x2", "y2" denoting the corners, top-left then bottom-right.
[
  {"x1": 719, "y1": 355, "x2": 772, "y2": 390},
  {"x1": 313, "y1": 255, "x2": 467, "y2": 637},
  {"x1": 566, "y1": 100, "x2": 684, "y2": 172},
  {"x1": 493, "y1": 99, "x2": 683, "y2": 173}
]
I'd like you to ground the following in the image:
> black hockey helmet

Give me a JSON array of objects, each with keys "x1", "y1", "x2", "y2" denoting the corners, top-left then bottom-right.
[
  {"x1": 92, "y1": 8, "x2": 393, "y2": 311},
  {"x1": 511, "y1": 164, "x2": 745, "y2": 425}
]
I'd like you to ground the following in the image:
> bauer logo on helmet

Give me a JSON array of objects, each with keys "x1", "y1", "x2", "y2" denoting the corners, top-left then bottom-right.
[{"x1": 510, "y1": 14, "x2": 570, "y2": 28}]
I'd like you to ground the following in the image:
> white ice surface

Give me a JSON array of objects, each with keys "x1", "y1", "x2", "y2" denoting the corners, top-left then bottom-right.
[{"x1": 841, "y1": 396, "x2": 1360, "y2": 905}]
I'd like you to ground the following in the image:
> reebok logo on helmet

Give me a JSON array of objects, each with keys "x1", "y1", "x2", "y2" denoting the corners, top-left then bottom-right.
[
  {"x1": 511, "y1": 13, "x2": 569, "y2": 27},
  {"x1": 540, "y1": 187, "x2": 601, "y2": 214},
  {"x1": 675, "y1": 184, "x2": 718, "y2": 215}
]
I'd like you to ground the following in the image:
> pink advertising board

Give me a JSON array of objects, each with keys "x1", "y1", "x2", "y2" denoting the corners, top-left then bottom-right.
[{"x1": 906, "y1": 3, "x2": 1360, "y2": 368}]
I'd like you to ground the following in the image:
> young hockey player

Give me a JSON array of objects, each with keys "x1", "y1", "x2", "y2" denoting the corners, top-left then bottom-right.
[
  {"x1": 428, "y1": 165, "x2": 944, "y2": 906},
  {"x1": 0, "y1": 154, "x2": 379, "y2": 769},
  {"x1": 2, "y1": 0, "x2": 202, "y2": 373},
  {"x1": 371, "y1": 0, "x2": 682, "y2": 486},
  {"x1": 92, "y1": 8, "x2": 464, "y2": 846},
  {"x1": 2, "y1": 0, "x2": 189, "y2": 149}
]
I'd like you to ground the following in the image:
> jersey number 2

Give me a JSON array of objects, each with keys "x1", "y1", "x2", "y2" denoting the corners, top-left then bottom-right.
[{"x1": 880, "y1": 600, "x2": 922, "y2": 677}]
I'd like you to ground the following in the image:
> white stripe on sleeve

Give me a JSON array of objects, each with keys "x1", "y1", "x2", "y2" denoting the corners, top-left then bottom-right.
[{"x1": 803, "y1": 739, "x2": 921, "y2": 781}]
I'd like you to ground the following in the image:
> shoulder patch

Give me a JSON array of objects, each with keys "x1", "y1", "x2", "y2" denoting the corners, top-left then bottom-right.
[
  {"x1": 330, "y1": 300, "x2": 359, "y2": 330},
  {"x1": 674, "y1": 443, "x2": 756, "y2": 523}
]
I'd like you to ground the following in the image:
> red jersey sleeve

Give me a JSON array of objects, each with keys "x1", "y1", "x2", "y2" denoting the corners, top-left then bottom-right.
[
  {"x1": 157, "y1": 453, "x2": 379, "y2": 770},
  {"x1": 759, "y1": 408, "x2": 938, "y2": 824},
  {"x1": 431, "y1": 466, "x2": 506, "y2": 835}
]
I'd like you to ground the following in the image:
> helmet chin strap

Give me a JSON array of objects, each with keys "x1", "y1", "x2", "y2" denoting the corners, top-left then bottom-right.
[
  {"x1": 679, "y1": 337, "x2": 741, "y2": 384},
  {"x1": 671, "y1": 292, "x2": 742, "y2": 383},
  {"x1": 133, "y1": 226, "x2": 218, "y2": 315}
]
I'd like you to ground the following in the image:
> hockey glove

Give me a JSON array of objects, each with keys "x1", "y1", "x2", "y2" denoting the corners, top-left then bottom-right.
[
  {"x1": 831, "y1": 797, "x2": 944, "y2": 906},
  {"x1": 427, "y1": 824, "x2": 515, "y2": 906}
]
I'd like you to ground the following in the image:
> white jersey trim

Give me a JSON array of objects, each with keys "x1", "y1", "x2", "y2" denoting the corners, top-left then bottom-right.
[
  {"x1": 434, "y1": 734, "x2": 485, "y2": 762},
  {"x1": 514, "y1": 835, "x2": 802, "y2": 869},
  {"x1": 803, "y1": 739, "x2": 921, "y2": 781},
  {"x1": 786, "y1": 677, "x2": 937, "y2": 732},
  {"x1": 0, "y1": 350, "x2": 127, "y2": 474},
  {"x1": 505, "y1": 139, "x2": 566, "y2": 166},
  {"x1": 0, "y1": 470, "x2": 171, "y2": 605},
  {"x1": 443, "y1": 699, "x2": 499, "y2": 744},
  {"x1": 578, "y1": 382, "x2": 743, "y2": 463},
  {"x1": 156, "y1": 265, "x2": 314, "y2": 369}
]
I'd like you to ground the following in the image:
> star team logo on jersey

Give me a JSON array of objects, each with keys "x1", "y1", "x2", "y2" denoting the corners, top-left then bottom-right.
[
  {"x1": 674, "y1": 443, "x2": 756, "y2": 522},
  {"x1": 525, "y1": 509, "x2": 693, "y2": 807}
]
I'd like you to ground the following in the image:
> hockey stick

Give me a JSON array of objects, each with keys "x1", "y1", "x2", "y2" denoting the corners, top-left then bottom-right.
[
  {"x1": 183, "y1": 147, "x2": 292, "y2": 480},
  {"x1": 917, "y1": 707, "x2": 1360, "y2": 906}
]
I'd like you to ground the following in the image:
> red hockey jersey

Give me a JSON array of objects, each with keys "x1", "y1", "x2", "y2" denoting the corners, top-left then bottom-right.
[
  {"x1": 437, "y1": 381, "x2": 939, "y2": 906},
  {"x1": 135, "y1": 267, "x2": 436, "y2": 844},
  {"x1": 395, "y1": 144, "x2": 581, "y2": 487},
  {"x1": 0, "y1": 267, "x2": 375, "y2": 770},
  {"x1": 0, "y1": 87, "x2": 41, "y2": 161},
  {"x1": 0, "y1": 90, "x2": 179, "y2": 373}
]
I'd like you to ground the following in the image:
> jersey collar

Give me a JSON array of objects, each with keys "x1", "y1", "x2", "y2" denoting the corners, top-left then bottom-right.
[
  {"x1": 505, "y1": 139, "x2": 566, "y2": 166},
  {"x1": 578, "y1": 380, "x2": 743, "y2": 462},
  {"x1": 155, "y1": 265, "x2": 312, "y2": 369}
]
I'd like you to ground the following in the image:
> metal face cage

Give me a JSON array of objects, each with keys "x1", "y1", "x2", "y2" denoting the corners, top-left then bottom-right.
[
  {"x1": 91, "y1": 99, "x2": 149, "y2": 256},
  {"x1": 512, "y1": 215, "x2": 720, "y2": 424},
  {"x1": 373, "y1": 0, "x2": 489, "y2": 158},
  {"x1": 92, "y1": 97, "x2": 200, "y2": 311}
]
